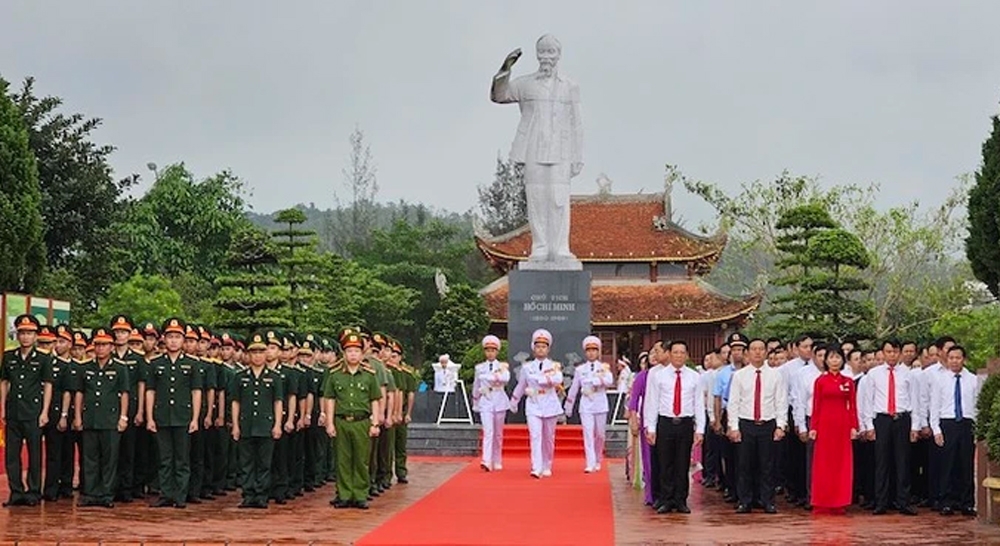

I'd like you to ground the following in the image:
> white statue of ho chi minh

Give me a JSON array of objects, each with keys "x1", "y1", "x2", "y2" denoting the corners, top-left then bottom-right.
[{"x1": 491, "y1": 34, "x2": 583, "y2": 271}]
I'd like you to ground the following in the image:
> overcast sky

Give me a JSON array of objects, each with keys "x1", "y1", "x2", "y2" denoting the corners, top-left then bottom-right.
[{"x1": 3, "y1": 1, "x2": 1000, "y2": 227}]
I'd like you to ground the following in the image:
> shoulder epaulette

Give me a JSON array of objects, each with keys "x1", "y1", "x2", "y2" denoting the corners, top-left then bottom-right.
[{"x1": 360, "y1": 363, "x2": 375, "y2": 373}]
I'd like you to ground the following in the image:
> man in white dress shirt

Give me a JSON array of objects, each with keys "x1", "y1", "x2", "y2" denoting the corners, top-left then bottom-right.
[
  {"x1": 728, "y1": 339, "x2": 787, "y2": 514},
  {"x1": 919, "y1": 336, "x2": 955, "y2": 510},
  {"x1": 473, "y1": 335, "x2": 511, "y2": 472},
  {"x1": 510, "y1": 329, "x2": 563, "y2": 478},
  {"x1": 930, "y1": 345, "x2": 980, "y2": 516},
  {"x1": 643, "y1": 340, "x2": 705, "y2": 514},
  {"x1": 781, "y1": 334, "x2": 813, "y2": 507},
  {"x1": 861, "y1": 339, "x2": 921, "y2": 515},
  {"x1": 564, "y1": 335, "x2": 614, "y2": 473},
  {"x1": 792, "y1": 343, "x2": 826, "y2": 511}
]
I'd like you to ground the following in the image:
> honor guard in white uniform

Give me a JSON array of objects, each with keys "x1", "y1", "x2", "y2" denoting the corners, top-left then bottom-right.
[
  {"x1": 564, "y1": 335, "x2": 614, "y2": 472},
  {"x1": 510, "y1": 329, "x2": 563, "y2": 478},
  {"x1": 472, "y1": 335, "x2": 511, "y2": 472}
]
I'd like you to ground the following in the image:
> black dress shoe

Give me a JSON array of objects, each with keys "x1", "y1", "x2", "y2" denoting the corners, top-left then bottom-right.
[
  {"x1": 764, "y1": 504, "x2": 778, "y2": 514},
  {"x1": 355, "y1": 501, "x2": 370, "y2": 510},
  {"x1": 24, "y1": 498, "x2": 39, "y2": 507},
  {"x1": 369, "y1": 488, "x2": 381, "y2": 497},
  {"x1": 397, "y1": 478, "x2": 408, "y2": 484},
  {"x1": 214, "y1": 490, "x2": 227, "y2": 497},
  {"x1": 735, "y1": 504, "x2": 751, "y2": 514},
  {"x1": 899, "y1": 506, "x2": 918, "y2": 516},
  {"x1": 656, "y1": 504, "x2": 674, "y2": 514},
  {"x1": 331, "y1": 498, "x2": 349, "y2": 509},
  {"x1": 873, "y1": 507, "x2": 887, "y2": 515},
  {"x1": 802, "y1": 503, "x2": 813, "y2": 511},
  {"x1": 275, "y1": 497, "x2": 287, "y2": 505},
  {"x1": 42, "y1": 494, "x2": 58, "y2": 502},
  {"x1": 238, "y1": 500, "x2": 253, "y2": 509},
  {"x1": 151, "y1": 497, "x2": 174, "y2": 508},
  {"x1": 187, "y1": 496, "x2": 202, "y2": 504},
  {"x1": 962, "y1": 507, "x2": 977, "y2": 517},
  {"x1": 304, "y1": 486, "x2": 315, "y2": 493},
  {"x1": 676, "y1": 504, "x2": 691, "y2": 514},
  {"x1": 940, "y1": 506, "x2": 954, "y2": 516},
  {"x1": 101, "y1": 500, "x2": 115, "y2": 508},
  {"x1": 723, "y1": 494, "x2": 737, "y2": 504},
  {"x1": 174, "y1": 501, "x2": 187, "y2": 509},
  {"x1": 199, "y1": 493, "x2": 214, "y2": 500},
  {"x1": 252, "y1": 500, "x2": 268, "y2": 509}
]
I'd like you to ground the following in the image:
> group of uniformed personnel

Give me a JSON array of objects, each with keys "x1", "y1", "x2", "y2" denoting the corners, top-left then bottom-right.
[{"x1": 0, "y1": 313, "x2": 420, "y2": 510}]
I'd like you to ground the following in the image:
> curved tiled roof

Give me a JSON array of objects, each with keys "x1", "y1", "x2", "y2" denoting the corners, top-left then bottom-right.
[
  {"x1": 481, "y1": 277, "x2": 761, "y2": 326},
  {"x1": 475, "y1": 193, "x2": 726, "y2": 265}
]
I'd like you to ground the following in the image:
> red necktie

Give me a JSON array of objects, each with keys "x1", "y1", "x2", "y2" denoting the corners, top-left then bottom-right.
[
  {"x1": 753, "y1": 369, "x2": 762, "y2": 421},
  {"x1": 673, "y1": 369, "x2": 682, "y2": 416},
  {"x1": 887, "y1": 365, "x2": 897, "y2": 416}
]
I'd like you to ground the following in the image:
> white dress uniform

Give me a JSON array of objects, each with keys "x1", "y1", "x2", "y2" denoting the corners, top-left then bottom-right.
[
  {"x1": 564, "y1": 336, "x2": 614, "y2": 472},
  {"x1": 510, "y1": 329, "x2": 563, "y2": 477},
  {"x1": 473, "y1": 336, "x2": 511, "y2": 471}
]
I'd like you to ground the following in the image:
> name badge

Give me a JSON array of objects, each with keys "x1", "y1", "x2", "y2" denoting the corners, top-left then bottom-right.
[{"x1": 263, "y1": 378, "x2": 273, "y2": 384}]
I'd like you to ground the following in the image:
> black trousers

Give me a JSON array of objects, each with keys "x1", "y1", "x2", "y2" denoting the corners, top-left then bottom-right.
[
  {"x1": 874, "y1": 412, "x2": 912, "y2": 510},
  {"x1": 911, "y1": 436, "x2": 929, "y2": 502},
  {"x1": 737, "y1": 419, "x2": 776, "y2": 507},
  {"x1": 803, "y1": 416, "x2": 814, "y2": 502},
  {"x1": 721, "y1": 410, "x2": 738, "y2": 494},
  {"x1": 155, "y1": 426, "x2": 191, "y2": 505},
  {"x1": 939, "y1": 419, "x2": 975, "y2": 510},
  {"x1": 702, "y1": 411, "x2": 719, "y2": 482},
  {"x1": 58, "y1": 426, "x2": 76, "y2": 496},
  {"x1": 928, "y1": 438, "x2": 944, "y2": 507},
  {"x1": 82, "y1": 429, "x2": 120, "y2": 503},
  {"x1": 211, "y1": 426, "x2": 227, "y2": 492},
  {"x1": 655, "y1": 416, "x2": 694, "y2": 508},
  {"x1": 271, "y1": 432, "x2": 290, "y2": 500},
  {"x1": 4, "y1": 420, "x2": 42, "y2": 501},
  {"x1": 290, "y1": 428, "x2": 305, "y2": 493},
  {"x1": 43, "y1": 424, "x2": 67, "y2": 498},
  {"x1": 786, "y1": 406, "x2": 805, "y2": 501},
  {"x1": 116, "y1": 422, "x2": 136, "y2": 497},
  {"x1": 189, "y1": 425, "x2": 208, "y2": 497},
  {"x1": 304, "y1": 426, "x2": 317, "y2": 488},
  {"x1": 136, "y1": 427, "x2": 159, "y2": 493}
]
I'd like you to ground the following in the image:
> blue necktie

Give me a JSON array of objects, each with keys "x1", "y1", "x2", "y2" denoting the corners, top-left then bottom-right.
[{"x1": 954, "y1": 374, "x2": 963, "y2": 421}]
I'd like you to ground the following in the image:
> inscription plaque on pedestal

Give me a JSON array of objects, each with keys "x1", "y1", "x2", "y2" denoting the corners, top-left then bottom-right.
[{"x1": 507, "y1": 269, "x2": 592, "y2": 373}]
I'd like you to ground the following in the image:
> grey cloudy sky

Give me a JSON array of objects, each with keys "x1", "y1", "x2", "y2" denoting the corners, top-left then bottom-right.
[{"x1": 3, "y1": 1, "x2": 1000, "y2": 227}]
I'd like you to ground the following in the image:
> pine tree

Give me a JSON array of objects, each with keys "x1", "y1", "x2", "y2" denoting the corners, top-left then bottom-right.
[
  {"x1": 272, "y1": 208, "x2": 321, "y2": 327},
  {"x1": 213, "y1": 228, "x2": 291, "y2": 334},
  {"x1": 968, "y1": 109, "x2": 1000, "y2": 300},
  {"x1": 477, "y1": 156, "x2": 527, "y2": 235}
]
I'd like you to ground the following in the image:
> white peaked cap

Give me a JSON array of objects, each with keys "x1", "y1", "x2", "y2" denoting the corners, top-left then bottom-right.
[{"x1": 531, "y1": 329, "x2": 553, "y2": 345}]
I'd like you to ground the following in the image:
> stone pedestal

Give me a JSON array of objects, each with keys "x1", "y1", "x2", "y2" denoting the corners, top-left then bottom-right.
[{"x1": 507, "y1": 269, "x2": 592, "y2": 423}]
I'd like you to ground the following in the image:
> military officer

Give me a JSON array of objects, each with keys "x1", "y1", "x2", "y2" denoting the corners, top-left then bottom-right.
[
  {"x1": 231, "y1": 332, "x2": 284, "y2": 508},
  {"x1": 371, "y1": 332, "x2": 399, "y2": 493},
  {"x1": 281, "y1": 333, "x2": 308, "y2": 498},
  {"x1": 195, "y1": 325, "x2": 219, "y2": 500},
  {"x1": 298, "y1": 335, "x2": 322, "y2": 491},
  {"x1": 363, "y1": 331, "x2": 393, "y2": 498},
  {"x1": 473, "y1": 335, "x2": 510, "y2": 472},
  {"x1": 510, "y1": 328, "x2": 563, "y2": 478},
  {"x1": 109, "y1": 314, "x2": 143, "y2": 502},
  {"x1": 139, "y1": 322, "x2": 161, "y2": 496},
  {"x1": 1, "y1": 314, "x2": 54, "y2": 506},
  {"x1": 49, "y1": 324, "x2": 76, "y2": 500},
  {"x1": 69, "y1": 330, "x2": 90, "y2": 493},
  {"x1": 265, "y1": 330, "x2": 295, "y2": 504},
  {"x1": 209, "y1": 332, "x2": 231, "y2": 497},
  {"x1": 72, "y1": 327, "x2": 129, "y2": 508},
  {"x1": 219, "y1": 332, "x2": 240, "y2": 492},
  {"x1": 321, "y1": 338, "x2": 341, "y2": 484},
  {"x1": 145, "y1": 318, "x2": 204, "y2": 508},
  {"x1": 324, "y1": 330, "x2": 381, "y2": 509},
  {"x1": 36, "y1": 324, "x2": 57, "y2": 354},
  {"x1": 564, "y1": 335, "x2": 614, "y2": 473},
  {"x1": 389, "y1": 339, "x2": 414, "y2": 483}
]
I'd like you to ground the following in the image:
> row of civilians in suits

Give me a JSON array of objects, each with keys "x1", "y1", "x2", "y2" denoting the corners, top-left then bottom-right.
[
  {"x1": 0, "y1": 314, "x2": 420, "y2": 510},
  {"x1": 626, "y1": 332, "x2": 979, "y2": 517},
  {"x1": 472, "y1": 330, "x2": 614, "y2": 477}
]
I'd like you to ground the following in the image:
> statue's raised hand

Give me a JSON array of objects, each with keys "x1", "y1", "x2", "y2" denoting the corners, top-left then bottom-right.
[{"x1": 500, "y1": 48, "x2": 521, "y2": 73}]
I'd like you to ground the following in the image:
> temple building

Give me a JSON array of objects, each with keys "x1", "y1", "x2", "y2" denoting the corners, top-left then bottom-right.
[{"x1": 475, "y1": 188, "x2": 761, "y2": 364}]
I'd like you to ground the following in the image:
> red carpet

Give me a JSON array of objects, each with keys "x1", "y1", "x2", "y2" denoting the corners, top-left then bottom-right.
[{"x1": 357, "y1": 456, "x2": 615, "y2": 546}]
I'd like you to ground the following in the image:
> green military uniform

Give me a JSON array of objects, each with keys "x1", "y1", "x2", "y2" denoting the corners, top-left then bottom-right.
[
  {"x1": 321, "y1": 354, "x2": 339, "y2": 483},
  {"x1": 189, "y1": 326, "x2": 217, "y2": 501},
  {"x1": 210, "y1": 352, "x2": 232, "y2": 495},
  {"x1": 146, "y1": 318, "x2": 204, "y2": 508},
  {"x1": 68, "y1": 331, "x2": 90, "y2": 494},
  {"x1": 266, "y1": 331, "x2": 294, "y2": 504},
  {"x1": 233, "y1": 334, "x2": 284, "y2": 508},
  {"x1": 44, "y1": 343, "x2": 74, "y2": 500},
  {"x1": 138, "y1": 322, "x2": 162, "y2": 496},
  {"x1": 109, "y1": 315, "x2": 144, "y2": 502},
  {"x1": 73, "y1": 337, "x2": 129, "y2": 507},
  {"x1": 282, "y1": 335, "x2": 308, "y2": 498},
  {"x1": 392, "y1": 359, "x2": 417, "y2": 483},
  {"x1": 220, "y1": 333, "x2": 242, "y2": 491},
  {"x1": 375, "y1": 357, "x2": 398, "y2": 490},
  {"x1": 324, "y1": 336, "x2": 380, "y2": 508},
  {"x1": 1, "y1": 314, "x2": 54, "y2": 507},
  {"x1": 306, "y1": 352, "x2": 326, "y2": 490}
]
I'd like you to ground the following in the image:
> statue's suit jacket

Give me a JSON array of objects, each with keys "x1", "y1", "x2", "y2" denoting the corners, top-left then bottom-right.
[{"x1": 491, "y1": 70, "x2": 583, "y2": 166}]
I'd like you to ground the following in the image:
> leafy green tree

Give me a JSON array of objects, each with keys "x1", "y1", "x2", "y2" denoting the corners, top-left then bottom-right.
[
  {"x1": 98, "y1": 274, "x2": 185, "y2": 325},
  {"x1": 967, "y1": 110, "x2": 1000, "y2": 300},
  {"x1": 273, "y1": 208, "x2": 321, "y2": 326},
  {"x1": 931, "y1": 305, "x2": 1000, "y2": 371},
  {"x1": 6, "y1": 76, "x2": 136, "y2": 307},
  {"x1": 0, "y1": 79, "x2": 45, "y2": 293},
  {"x1": 477, "y1": 156, "x2": 527, "y2": 235},
  {"x1": 802, "y1": 228, "x2": 874, "y2": 340},
  {"x1": 213, "y1": 228, "x2": 290, "y2": 334},
  {"x1": 423, "y1": 283, "x2": 490, "y2": 366},
  {"x1": 326, "y1": 126, "x2": 379, "y2": 255}
]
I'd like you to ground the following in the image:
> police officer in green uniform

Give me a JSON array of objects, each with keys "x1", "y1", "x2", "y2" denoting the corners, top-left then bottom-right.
[
  {"x1": 108, "y1": 314, "x2": 142, "y2": 502},
  {"x1": 49, "y1": 324, "x2": 77, "y2": 499},
  {"x1": 389, "y1": 339, "x2": 414, "y2": 484},
  {"x1": 324, "y1": 330, "x2": 381, "y2": 509},
  {"x1": 231, "y1": 332, "x2": 284, "y2": 509},
  {"x1": 368, "y1": 332, "x2": 396, "y2": 496},
  {"x1": 145, "y1": 318, "x2": 204, "y2": 508},
  {"x1": 266, "y1": 330, "x2": 296, "y2": 504},
  {"x1": 1, "y1": 314, "x2": 54, "y2": 507},
  {"x1": 72, "y1": 327, "x2": 129, "y2": 508}
]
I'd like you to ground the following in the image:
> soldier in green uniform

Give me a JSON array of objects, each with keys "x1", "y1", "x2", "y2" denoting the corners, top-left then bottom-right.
[
  {"x1": 1, "y1": 314, "x2": 54, "y2": 507},
  {"x1": 195, "y1": 325, "x2": 218, "y2": 500},
  {"x1": 139, "y1": 322, "x2": 161, "y2": 496},
  {"x1": 319, "y1": 338, "x2": 341, "y2": 484},
  {"x1": 182, "y1": 325, "x2": 212, "y2": 502},
  {"x1": 231, "y1": 332, "x2": 284, "y2": 509},
  {"x1": 389, "y1": 339, "x2": 415, "y2": 484},
  {"x1": 369, "y1": 332, "x2": 396, "y2": 496},
  {"x1": 324, "y1": 330, "x2": 381, "y2": 509},
  {"x1": 209, "y1": 332, "x2": 230, "y2": 497},
  {"x1": 298, "y1": 335, "x2": 319, "y2": 491},
  {"x1": 49, "y1": 324, "x2": 77, "y2": 500},
  {"x1": 108, "y1": 314, "x2": 142, "y2": 502},
  {"x1": 219, "y1": 332, "x2": 241, "y2": 492},
  {"x1": 266, "y1": 330, "x2": 296, "y2": 504},
  {"x1": 72, "y1": 327, "x2": 129, "y2": 508},
  {"x1": 280, "y1": 333, "x2": 308, "y2": 498},
  {"x1": 68, "y1": 330, "x2": 90, "y2": 494},
  {"x1": 145, "y1": 318, "x2": 204, "y2": 508}
]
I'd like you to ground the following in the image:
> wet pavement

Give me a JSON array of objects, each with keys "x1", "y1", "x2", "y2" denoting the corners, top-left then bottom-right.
[{"x1": 609, "y1": 462, "x2": 1000, "y2": 545}]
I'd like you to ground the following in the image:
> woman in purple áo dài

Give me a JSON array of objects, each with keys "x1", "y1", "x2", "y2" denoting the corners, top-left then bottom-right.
[{"x1": 627, "y1": 352, "x2": 652, "y2": 504}]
